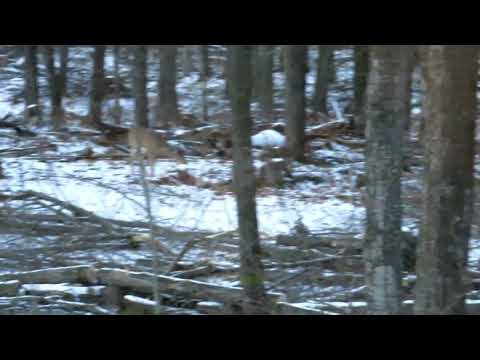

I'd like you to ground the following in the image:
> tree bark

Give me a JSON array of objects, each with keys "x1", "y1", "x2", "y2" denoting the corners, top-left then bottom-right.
[
  {"x1": 353, "y1": 45, "x2": 370, "y2": 134},
  {"x1": 113, "y1": 45, "x2": 122, "y2": 125},
  {"x1": 43, "y1": 45, "x2": 64, "y2": 130},
  {"x1": 182, "y1": 45, "x2": 194, "y2": 77},
  {"x1": 284, "y1": 45, "x2": 308, "y2": 161},
  {"x1": 59, "y1": 45, "x2": 69, "y2": 99},
  {"x1": 254, "y1": 45, "x2": 274, "y2": 122},
  {"x1": 228, "y1": 45, "x2": 267, "y2": 309},
  {"x1": 134, "y1": 45, "x2": 149, "y2": 128},
  {"x1": 364, "y1": 45, "x2": 414, "y2": 315},
  {"x1": 89, "y1": 45, "x2": 106, "y2": 124},
  {"x1": 312, "y1": 45, "x2": 333, "y2": 114},
  {"x1": 414, "y1": 45, "x2": 478, "y2": 315},
  {"x1": 24, "y1": 45, "x2": 42, "y2": 124},
  {"x1": 199, "y1": 45, "x2": 210, "y2": 123},
  {"x1": 155, "y1": 45, "x2": 179, "y2": 128}
]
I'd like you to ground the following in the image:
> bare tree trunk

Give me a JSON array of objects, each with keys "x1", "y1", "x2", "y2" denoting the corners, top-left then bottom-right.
[
  {"x1": 24, "y1": 45, "x2": 42, "y2": 124},
  {"x1": 254, "y1": 45, "x2": 274, "y2": 122},
  {"x1": 89, "y1": 45, "x2": 106, "y2": 125},
  {"x1": 182, "y1": 45, "x2": 194, "y2": 77},
  {"x1": 134, "y1": 45, "x2": 149, "y2": 128},
  {"x1": 414, "y1": 45, "x2": 478, "y2": 315},
  {"x1": 155, "y1": 45, "x2": 179, "y2": 128},
  {"x1": 228, "y1": 45, "x2": 267, "y2": 311},
  {"x1": 278, "y1": 46, "x2": 286, "y2": 73},
  {"x1": 59, "y1": 45, "x2": 69, "y2": 99},
  {"x1": 328, "y1": 48, "x2": 336, "y2": 84},
  {"x1": 43, "y1": 45, "x2": 64, "y2": 130},
  {"x1": 403, "y1": 49, "x2": 417, "y2": 133},
  {"x1": 224, "y1": 45, "x2": 232, "y2": 100},
  {"x1": 199, "y1": 45, "x2": 210, "y2": 123},
  {"x1": 364, "y1": 45, "x2": 414, "y2": 315},
  {"x1": 312, "y1": 45, "x2": 333, "y2": 115},
  {"x1": 353, "y1": 45, "x2": 370, "y2": 134},
  {"x1": 113, "y1": 45, "x2": 122, "y2": 125},
  {"x1": 284, "y1": 45, "x2": 307, "y2": 161}
]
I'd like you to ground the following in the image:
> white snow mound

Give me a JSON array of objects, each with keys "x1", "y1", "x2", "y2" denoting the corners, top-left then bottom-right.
[{"x1": 251, "y1": 130, "x2": 286, "y2": 149}]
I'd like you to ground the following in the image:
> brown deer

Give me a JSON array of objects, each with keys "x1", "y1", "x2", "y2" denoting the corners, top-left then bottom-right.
[{"x1": 128, "y1": 127, "x2": 186, "y2": 177}]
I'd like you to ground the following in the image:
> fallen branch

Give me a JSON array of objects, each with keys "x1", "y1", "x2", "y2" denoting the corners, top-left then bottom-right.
[
  {"x1": 97, "y1": 268, "x2": 281, "y2": 305},
  {"x1": 0, "y1": 265, "x2": 98, "y2": 285},
  {"x1": 0, "y1": 280, "x2": 21, "y2": 297}
]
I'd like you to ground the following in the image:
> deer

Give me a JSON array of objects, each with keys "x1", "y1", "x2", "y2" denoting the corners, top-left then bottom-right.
[{"x1": 128, "y1": 127, "x2": 186, "y2": 177}]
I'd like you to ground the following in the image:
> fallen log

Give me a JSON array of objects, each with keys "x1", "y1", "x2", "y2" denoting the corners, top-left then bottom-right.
[
  {"x1": 335, "y1": 137, "x2": 366, "y2": 148},
  {"x1": 275, "y1": 233, "x2": 363, "y2": 251},
  {"x1": 196, "y1": 301, "x2": 224, "y2": 315},
  {"x1": 97, "y1": 268, "x2": 282, "y2": 305},
  {"x1": 274, "y1": 302, "x2": 335, "y2": 315},
  {"x1": 0, "y1": 295, "x2": 43, "y2": 310},
  {"x1": 0, "y1": 265, "x2": 98, "y2": 285},
  {"x1": 305, "y1": 120, "x2": 350, "y2": 141},
  {"x1": 0, "y1": 114, "x2": 37, "y2": 137},
  {"x1": 122, "y1": 295, "x2": 202, "y2": 315},
  {"x1": 93, "y1": 120, "x2": 129, "y2": 136},
  {"x1": 21, "y1": 284, "x2": 106, "y2": 302},
  {"x1": 0, "y1": 280, "x2": 20, "y2": 297},
  {"x1": 43, "y1": 298, "x2": 115, "y2": 315}
]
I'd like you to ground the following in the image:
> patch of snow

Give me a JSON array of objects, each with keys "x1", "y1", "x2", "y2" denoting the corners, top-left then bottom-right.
[{"x1": 252, "y1": 130, "x2": 286, "y2": 149}]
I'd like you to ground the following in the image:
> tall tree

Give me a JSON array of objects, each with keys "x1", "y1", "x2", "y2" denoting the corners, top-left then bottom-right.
[
  {"x1": 364, "y1": 45, "x2": 414, "y2": 315},
  {"x1": 353, "y1": 45, "x2": 370, "y2": 134},
  {"x1": 59, "y1": 45, "x2": 69, "y2": 99},
  {"x1": 155, "y1": 45, "x2": 179, "y2": 128},
  {"x1": 414, "y1": 45, "x2": 478, "y2": 315},
  {"x1": 43, "y1": 45, "x2": 64, "y2": 130},
  {"x1": 312, "y1": 45, "x2": 334, "y2": 115},
  {"x1": 228, "y1": 45, "x2": 267, "y2": 312},
  {"x1": 199, "y1": 45, "x2": 210, "y2": 123},
  {"x1": 224, "y1": 45, "x2": 232, "y2": 100},
  {"x1": 24, "y1": 45, "x2": 42, "y2": 124},
  {"x1": 112, "y1": 45, "x2": 122, "y2": 125},
  {"x1": 89, "y1": 45, "x2": 106, "y2": 124},
  {"x1": 284, "y1": 45, "x2": 308, "y2": 161},
  {"x1": 182, "y1": 45, "x2": 194, "y2": 77},
  {"x1": 134, "y1": 45, "x2": 149, "y2": 128},
  {"x1": 254, "y1": 45, "x2": 274, "y2": 122}
]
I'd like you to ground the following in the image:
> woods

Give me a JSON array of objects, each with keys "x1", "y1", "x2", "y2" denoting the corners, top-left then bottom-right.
[{"x1": 1, "y1": 44, "x2": 479, "y2": 315}]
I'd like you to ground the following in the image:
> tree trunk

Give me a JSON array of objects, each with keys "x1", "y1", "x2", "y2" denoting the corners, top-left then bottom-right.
[
  {"x1": 182, "y1": 45, "x2": 194, "y2": 77},
  {"x1": 113, "y1": 45, "x2": 122, "y2": 125},
  {"x1": 414, "y1": 45, "x2": 478, "y2": 315},
  {"x1": 59, "y1": 45, "x2": 69, "y2": 99},
  {"x1": 312, "y1": 45, "x2": 333, "y2": 114},
  {"x1": 364, "y1": 45, "x2": 414, "y2": 315},
  {"x1": 228, "y1": 45, "x2": 267, "y2": 310},
  {"x1": 328, "y1": 48, "x2": 336, "y2": 84},
  {"x1": 254, "y1": 45, "x2": 274, "y2": 122},
  {"x1": 224, "y1": 45, "x2": 232, "y2": 100},
  {"x1": 155, "y1": 45, "x2": 179, "y2": 128},
  {"x1": 134, "y1": 45, "x2": 149, "y2": 128},
  {"x1": 353, "y1": 45, "x2": 370, "y2": 134},
  {"x1": 199, "y1": 45, "x2": 210, "y2": 123},
  {"x1": 43, "y1": 45, "x2": 63, "y2": 130},
  {"x1": 89, "y1": 45, "x2": 106, "y2": 125},
  {"x1": 403, "y1": 48, "x2": 417, "y2": 133},
  {"x1": 278, "y1": 46, "x2": 286, "y2": 73},
  {"x1": 284, "y1": 45, "x2": 308, "y2": 161},
  {"x1": 24, "y1": 45, "x2": 42, "y2": 124}
]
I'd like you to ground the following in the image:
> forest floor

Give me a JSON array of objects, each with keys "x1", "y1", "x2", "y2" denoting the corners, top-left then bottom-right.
[{"x1": 1, "y1": 46, "x2": 480, "y2": 315}]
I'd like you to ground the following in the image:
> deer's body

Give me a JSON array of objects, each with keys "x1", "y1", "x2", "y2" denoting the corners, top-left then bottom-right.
[{"x1": 128, "y1": 127, "x2": 186, "y2": 176}]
